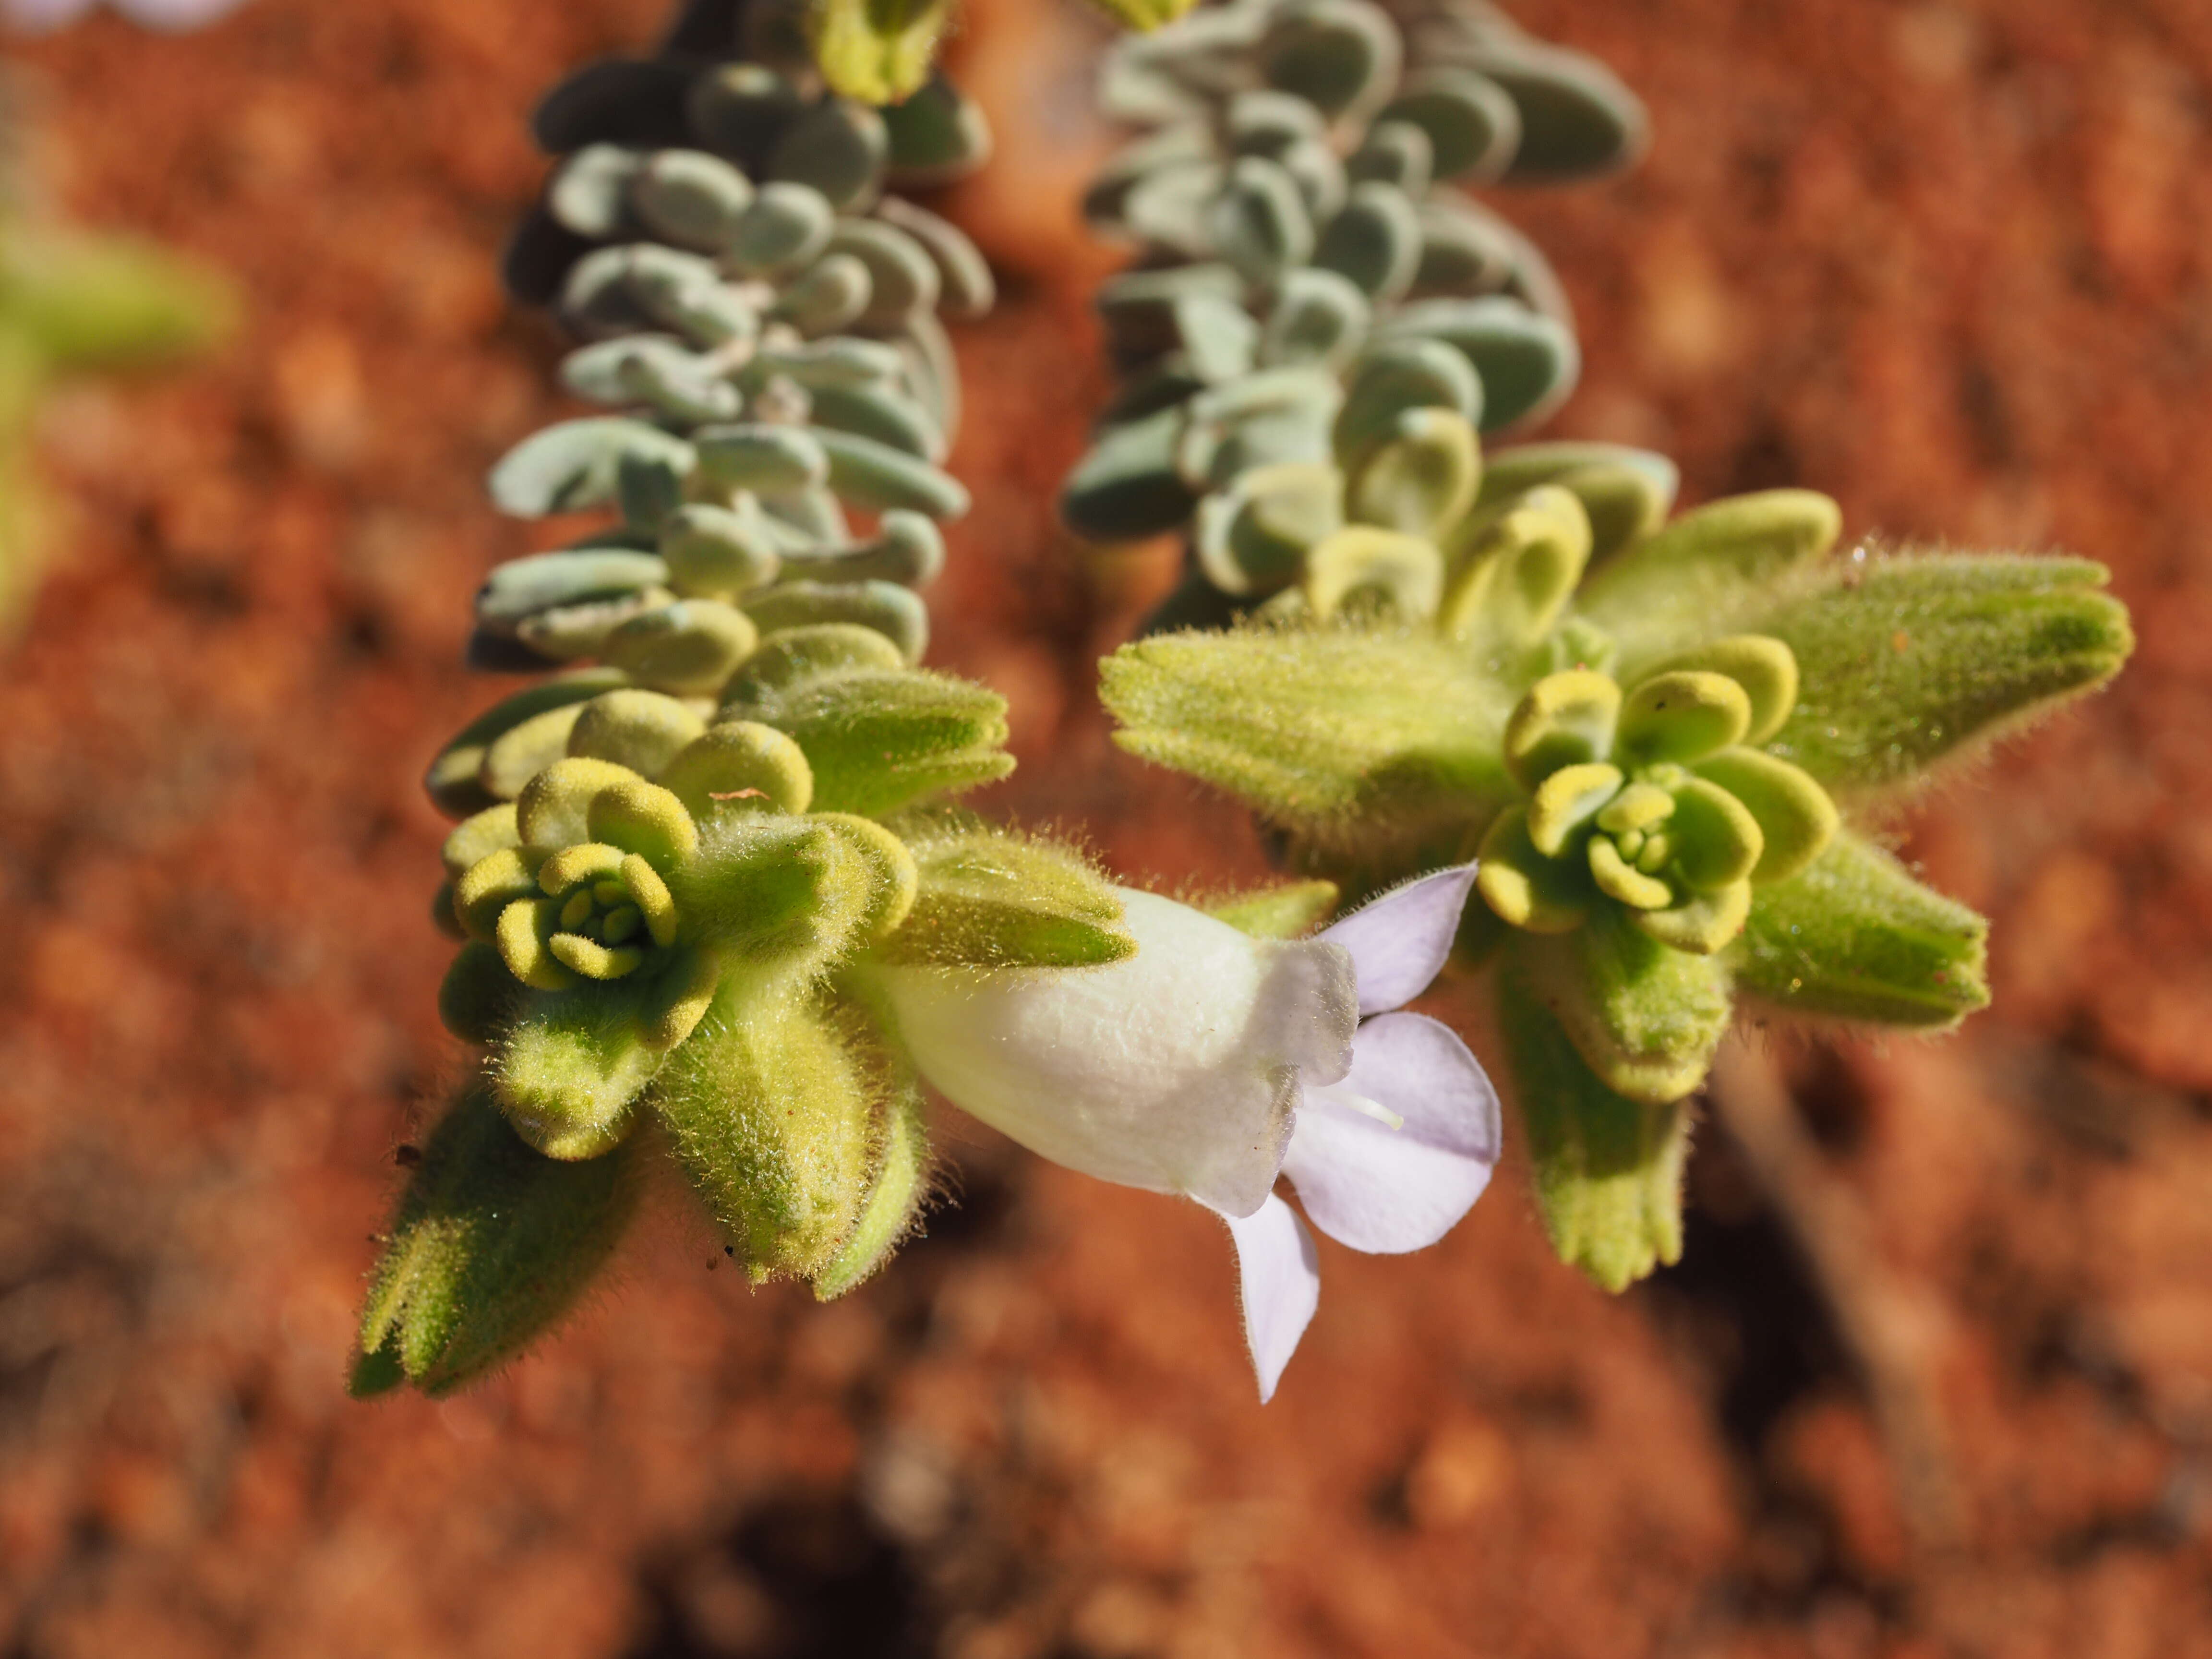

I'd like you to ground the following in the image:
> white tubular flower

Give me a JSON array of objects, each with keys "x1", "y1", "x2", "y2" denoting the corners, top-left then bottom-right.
[
  {"x1": 873, "y1": 866, "x2": 1500, "y2": 1403},
  {"x1": 872, "y1": 888, "x2": 1359, "y2": 1217}
]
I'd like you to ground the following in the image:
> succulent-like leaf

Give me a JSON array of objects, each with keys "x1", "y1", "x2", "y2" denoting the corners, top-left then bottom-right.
[
  {"x1": 1692, "y1": 748, "x2": 1836, "y2": 884},
  {"x1": 1471, "y1": 442, "x2": 1676, "y2": 564},
  {"x1": 489, "y1": 418, "x2": 695, "y2": 517},
  {"x1": 746, "y1": 578, "x2": 929, "y2": 662},
  {"x1": 881, "y1": 75, "x2": 995, "y2": 187},
  {"x1": 1438, "y1": 483, "x2": 1592, "y2": 650},
  {"x1": 493, "y1": 976, "x2": 673, "y2": 1158},
  {"x1": 661, "y1": 719, "x2": 817, "y2": 821},
  {"x1": 425, "y1": 670, "x2": 631, "y2": 818}
]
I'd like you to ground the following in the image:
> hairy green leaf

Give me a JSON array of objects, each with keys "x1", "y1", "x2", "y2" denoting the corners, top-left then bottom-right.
[
  {"x1": 353, "y1": 1082, "x2": 638, "y2": 1397},
  {"x1": 1103, "y1": 623, "x2": 1516, "y2": 860},
  {"x1": 1728, "y1": 831, "x2": 1988, "y2": 1028},
  {"x1": 1498, "y1": 965, "x2": 1689, "y2": 1292},
  {"x1": 1748, "y1": 553, "x2": 2133, "y2": 795}
]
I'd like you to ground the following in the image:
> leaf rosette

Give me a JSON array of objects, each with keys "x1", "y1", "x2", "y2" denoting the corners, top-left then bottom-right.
[{"x1": 1103, "y1": 466, "x2": 2134, "y2": 1289}]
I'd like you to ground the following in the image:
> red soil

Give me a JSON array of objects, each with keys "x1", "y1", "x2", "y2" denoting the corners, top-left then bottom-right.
[{"x1": 1, "y1": 0, "x2": 2208, "y2": 1654}]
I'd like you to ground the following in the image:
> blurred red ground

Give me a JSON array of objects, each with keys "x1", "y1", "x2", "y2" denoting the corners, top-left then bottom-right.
[{"x1": 0, "y1": 0, "x2": 2209, "y2": 1654}]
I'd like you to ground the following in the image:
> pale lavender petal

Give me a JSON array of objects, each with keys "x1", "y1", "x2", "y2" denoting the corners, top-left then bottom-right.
[
  {"x1": 1283, "y1": 1012, "x2": 1500, "y2": 1253},
  {"x1": 1318, "y1": 863, "x2": 1478, "y2": 1015},
  {"x1": 1222, "y1": 1193, "x2": 1319, "y2": 1402}
]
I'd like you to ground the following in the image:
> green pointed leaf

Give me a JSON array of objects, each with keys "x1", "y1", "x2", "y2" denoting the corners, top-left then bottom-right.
[
  {"x1": 1727, "y1": 831, "x2": 1988, "y2": 1028},
  {"x1": 1513, "y1": 913, "x2": 1732, "y2": 1105},
  {"x1": 813, "y1": 1084, "x2": 930, "y2": 1298},
  {"x1": 1204, "y1": 879, "x2": 1341, "y2": 938},
  {"x1": 675, "y1": 816, "x2": 874, "y2": 974},
  {"x1": 871, "y1": 828, "x2": 1134, "y2": 968},
  {"x1": 735, "y1": 666, "x2": 1013, "y2": 818},
  {"x1": 812, "y1": 813, "x2": 921, "y2": 939},
  {"x1": 1745, "y1": 553, "x2": 2134, "y2": 796},
  {"x1": 493, "y1": 978, "x2": 670, "y2": 1158},
  {"x1": 353, "y1": 1081, "x2": 638, "y2": 1397},
  {"x1": 654, "y1": 984, "x2": 878, "y2": 1280},
  {"x1": 1498, "y1": 965, "x2": 1688, "y2": 1292},
  {"x1": 1103, "y1": 624, "x2": 1517, "y2": 862}
]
